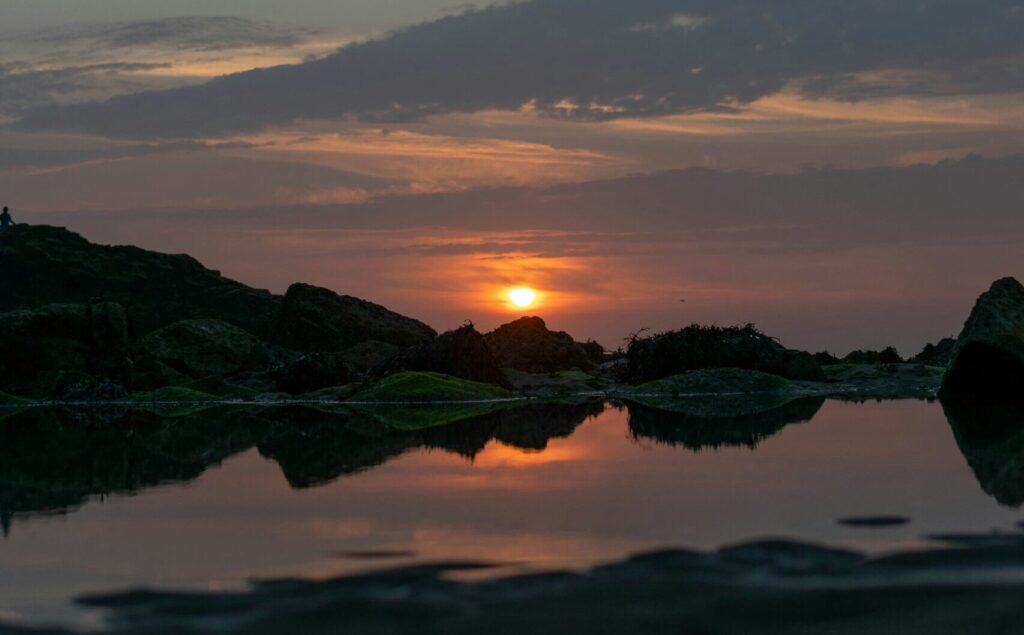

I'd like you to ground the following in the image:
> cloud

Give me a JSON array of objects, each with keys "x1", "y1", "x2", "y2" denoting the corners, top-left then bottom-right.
[
  {"x1": 16, "y1": 16, "x2": 319, "y2": 52},
  {"x1": 0, "y1": 62, "x2": 172, "y2": 116},
  {"x1": 11, "y1": 0, "x2": 1024, "y2": 138},
  {"x1": 0, "y1": 16, "x2": 334, "y2": 115},
  {"x1": 0, "y1": 138, "x2": 259, "y2": 171}
]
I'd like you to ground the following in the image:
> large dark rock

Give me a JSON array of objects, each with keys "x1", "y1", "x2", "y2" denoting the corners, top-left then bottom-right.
[
  {"x1": 484, "y1": 317, "x2": 597, "y2": 373},
  {"x1": 0, "y1": 225, "x2": 279, "y2": 337},
  {"x1": 624, "y1": 323, "x2": 824, "y2": 383},
  {"x1": 271, "y1": 353, "x2": 354, "y2": 395},
  {"x1": 0, "y1": 302, "x2": 131, "y2": 397},
  {"x1": 272, "y1": 283, "x2": 436, "y2": 352},
  {"x1": 405, "y1": 324, "x2": 511, "y2": 388},
  {"x1": 134, "y1": 319, "x2": 277, "y2": 388},
  {"x1": 942, "y1": 277, "x2": 1024, "y2": 397}
]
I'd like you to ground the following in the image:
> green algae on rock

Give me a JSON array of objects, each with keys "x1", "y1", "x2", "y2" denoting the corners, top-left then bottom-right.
[
  {"x1": 622, "y1": 368, "x2": 801, "y2": 418},
  {"x1": 352, "y1": 372, "x2": 514, "y2": 403}
]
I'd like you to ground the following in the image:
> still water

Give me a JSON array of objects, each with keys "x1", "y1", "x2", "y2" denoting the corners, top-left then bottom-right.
[{"x1": 1, "y1": 398, "x2": 1022, "y2": 626}]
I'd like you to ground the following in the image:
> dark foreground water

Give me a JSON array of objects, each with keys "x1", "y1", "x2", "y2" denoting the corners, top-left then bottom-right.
[{"x1": 1, "y1": 398, "x2": 1022, "y2": 628}]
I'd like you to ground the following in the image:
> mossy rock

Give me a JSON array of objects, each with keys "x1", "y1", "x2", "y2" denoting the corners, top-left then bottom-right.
[
  {"x1": 0, "y1": 391, "x2": 29, "y2": 406},
  {"x1": 126, "y1": 386, "x2": 225, "y2": 416},
  {"x1": 352, "y1": 372, "x2": 514, "y2": 403},
  {"x1": 300, "y1": 385, "x2": 359, "y2": 402},
  {"x1": 625, "y1": 368, "x2": 799, "y2": 418},
  {"x1": 177, "y1": 376, "x2": 260, "y2": 399},
  {"x1": 350, "y1": 372, "x2": 517, "y2": 430}
]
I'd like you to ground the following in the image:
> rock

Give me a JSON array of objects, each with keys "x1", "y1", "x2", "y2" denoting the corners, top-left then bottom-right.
[
  {"x1": 484, "y1": 317, "x2": 597, "y2": 373},
  {"x1": 0, "y1": 225, "x2": 279, "y2": 337},
  {"x1": 624, "y1": 323, "x2": 825, "y2": 383},
  {"x1": 837, "y1": 516, "x2": 910, "y2": 528},
  {"x1": 272, "y1": 353, "x2": 354, "y2": 395},
  {"x1": 0, "y1": 302, "x2": 131, "y2": 397},
  {"x1": 353, "y1": 372, "x2": 513, "y2": 404},
  {"x1": 912, "y1": 337, "x2": 957, "y2": 367},
  {"x1": 338, "y1": 340, "x2": 402, "y2": 378},
  {"x1": 812, "y1": 351, "x2": 842, "y2": 366},
  {"x1": 404, "y1": 324, "x2": 511, "y2": 388},
  {"x1": 622, "y1": 368, "x2": 806, "y2": 418},
  {"x1": 272, "y1": 283, "x2": 436, "y2": 352},
  {"x1": 821, "y1": 363, "x2": 944, "y2": 400},
  {"x1": 843, "y1": 346, "x2": 903, "y2": 364},
  {"x1": 504, "y1": 368, "x2": 613, "y2": 398},
  {"x1": 942, "y1": 277, "x2": 1024, "y2": 396},
  {"x1": 134, "y1": 319, "x2": 276, "y2": 388}
]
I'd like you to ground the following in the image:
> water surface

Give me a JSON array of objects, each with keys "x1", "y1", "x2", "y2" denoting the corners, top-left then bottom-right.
[{"x1": 1, "y1": 398, "x2": 1021, "y2": 626}]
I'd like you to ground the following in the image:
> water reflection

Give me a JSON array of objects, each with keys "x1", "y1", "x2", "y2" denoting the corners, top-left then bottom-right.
[
  {"x1": 626, "y1": 398, "x2": 825, "y2": 450},
  {"x1": 3, "y1": 398, "x2": 1024, "y2": 625},
  {"x1": 0, "y1": 401, "x2": 605, "y2": 529},
  {"x1": 943, "y1": 397, "x2": 1024, "y2": 507}
]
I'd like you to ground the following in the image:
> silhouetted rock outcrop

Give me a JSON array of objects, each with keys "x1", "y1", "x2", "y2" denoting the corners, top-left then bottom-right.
[
  {"x1": 843, "y1": 346, "x2": 903, "y2": 364},
  {"x1": 272, "y1": 283, "x2": 436, "y2": 352},
  {"x1": 942, "y1": 277, "x2": 1024, "y2": 397},
  {"x1": 133, "y1": 319, "x2": 279, "y2": 388},
  {"x1": 0, "y1": 302, "x2": 131, "y2": 397},
  {"x1": 624, "y1": 324, "x2": 824, "y2": 383},
  {"x1": 912, "y1": 337, "x2": 957, "y2": 367},
  {"x1": 484, "y1": 317, "x2": 598, "y2": 373},
  {"x1": 0, "y1": 226, "x2": 438, "y2": 397},
  {"x1": 0, "y1": 225, "x2": 279, "y2": 336},
  {"x1": 405, "y1": 324, "x2": 511, "y2": 388}
]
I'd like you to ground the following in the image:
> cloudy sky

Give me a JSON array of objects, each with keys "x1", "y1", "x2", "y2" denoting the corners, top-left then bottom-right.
[{"x1": 2, "y1": 0, "x2": 1023, "y2": 353}]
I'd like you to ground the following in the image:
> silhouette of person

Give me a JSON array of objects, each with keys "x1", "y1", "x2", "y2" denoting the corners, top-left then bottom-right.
[{"x1": 0, "y1": 206, "x2": 13, "y2": 230}]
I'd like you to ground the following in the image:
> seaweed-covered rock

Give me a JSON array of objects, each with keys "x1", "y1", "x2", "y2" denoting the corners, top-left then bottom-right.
[
  {"x1": 0, "y1": 225, "x2": 279, "y2": 336},
  {"x1": 484, "y1": 317, "x2": 596, "y2": 373},
  {"x1": 272, "y1": 283, "x2": 436, "y2": 352},
  {"x1": 0, "y1": 302, "x2": 131, "y2": 397},
  {"x1": 625, "y1": 324, "x2": 824, "y2": 383},
  {"x1": 624, "y1": 368, "x2": 802, "y2": 418},
  {"x1": 134, "y1": 319, "x2": 276, "y2": 388},
  {"x1": 405, "y1": 324, "x2": 511, "y2": 388},
  {"x1": 942, "y1": 277, "x2": 1024, "y2": 396}
]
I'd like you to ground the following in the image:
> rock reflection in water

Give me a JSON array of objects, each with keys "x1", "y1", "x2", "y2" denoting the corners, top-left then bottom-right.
[
  {"x1": 942, "y1": 396, "x2": 1024, "y2": 507},
  {"x1": 626, "y1": 397, "x2": 825, "y2": 450},
  {"x1": 0, "y1": 401, "x2": 604, "y2": 530}
]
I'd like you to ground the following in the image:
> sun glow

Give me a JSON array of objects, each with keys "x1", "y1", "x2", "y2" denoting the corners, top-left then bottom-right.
[{"x1": 508, "y1": 287, "x2": 538, "y2": 309}]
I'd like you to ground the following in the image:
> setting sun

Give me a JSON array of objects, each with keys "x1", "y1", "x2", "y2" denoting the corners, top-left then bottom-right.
[{"x1": 508, "y1": 287, "x2": 538, "y2": 309}]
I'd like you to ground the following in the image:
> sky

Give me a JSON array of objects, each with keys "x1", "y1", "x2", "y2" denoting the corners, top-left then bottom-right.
[{"x1": 1, "y1": 0, "x2": 1023, "y2": 354}]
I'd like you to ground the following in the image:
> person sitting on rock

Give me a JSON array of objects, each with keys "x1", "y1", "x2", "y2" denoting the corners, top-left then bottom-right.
[{"x1": 0, "y1": 206, "x2": 14, "y2": 229}]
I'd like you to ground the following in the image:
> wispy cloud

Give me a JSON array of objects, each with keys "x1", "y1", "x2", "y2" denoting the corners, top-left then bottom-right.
[
  {"x1": 0, "y1": 16, "x2": 341, "y2": 115},
  {"x1": 12, "y1": 0, "x2": 1024, "y2": 138}
]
